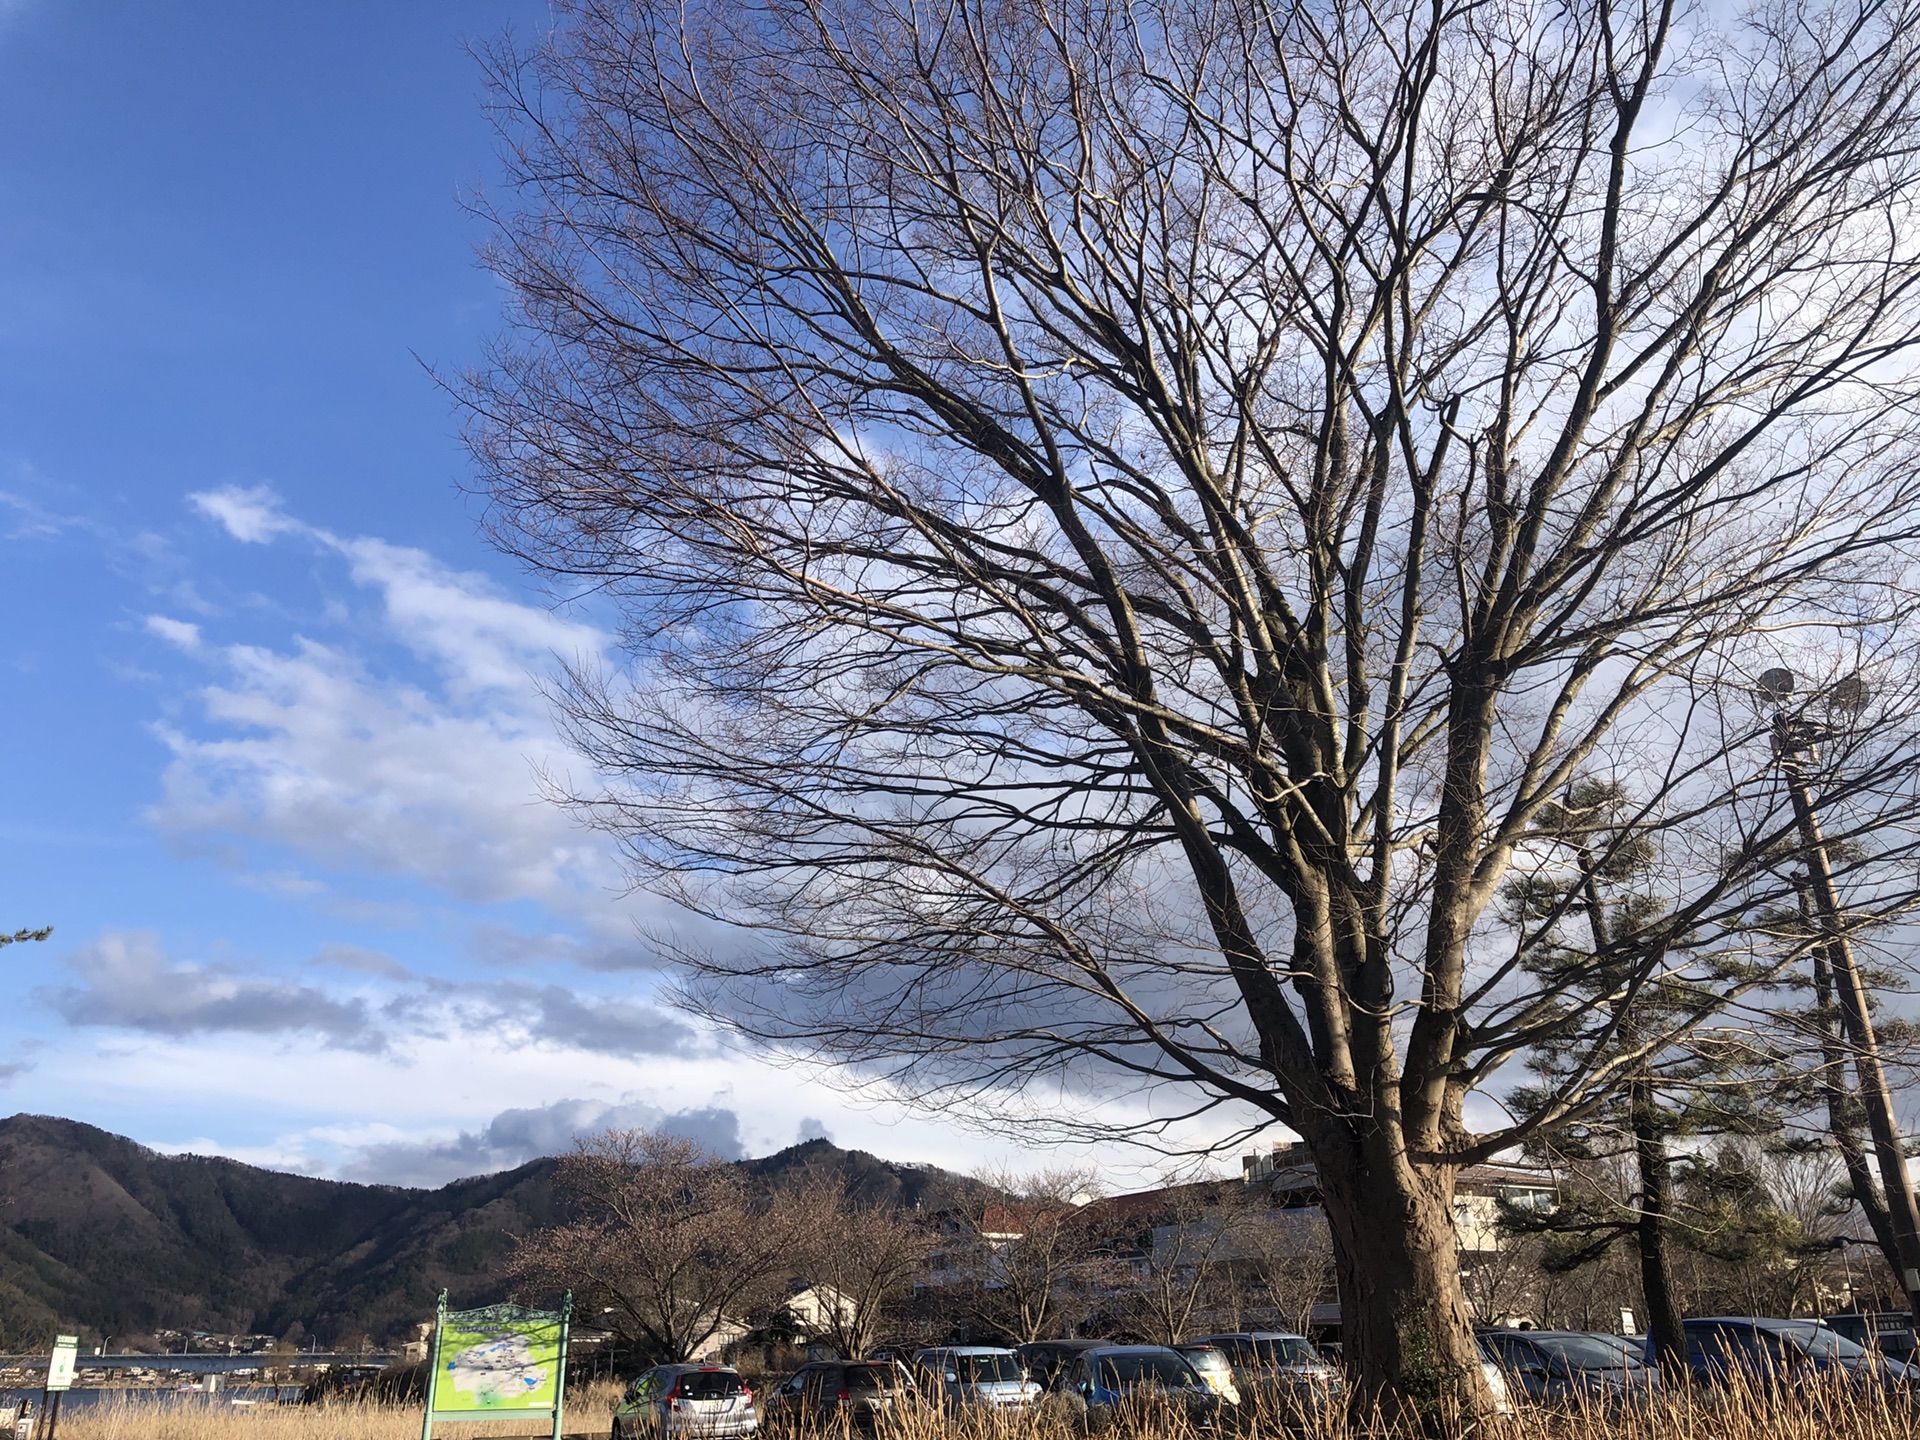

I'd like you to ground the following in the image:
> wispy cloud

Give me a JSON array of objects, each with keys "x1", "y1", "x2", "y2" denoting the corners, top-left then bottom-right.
[
  {"x1": 150, "y1": 491, "x2": 623, "y2": 920},
  {"x1": 188, "y1": 485, "x2": 302, "y2": 545},
  {"x1": 44, "y1": 930, "x2": 383, "y2": 1052},
  {"x1": 144, "y1": 614, "x2": 202, "y2": 651},
  {"x1": 338, "y1": 1095, "x2": 745, "y2": 1187}
]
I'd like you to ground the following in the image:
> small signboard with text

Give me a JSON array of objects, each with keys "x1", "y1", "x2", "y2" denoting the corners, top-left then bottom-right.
[
  {"x1": 420, "y1": 1292, "x2": 571, "y2": 1440},
  {"x1": 45, "y1": 1337, "x2": 76, "y2": 1393}
]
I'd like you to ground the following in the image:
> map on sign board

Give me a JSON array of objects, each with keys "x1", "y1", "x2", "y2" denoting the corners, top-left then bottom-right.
[
  {"x1": 429, "y1": 1305, "x2": 563, "y2": 1412},
  {"x1": 47, "y1": 1335, "x2": 77, "y2": 1392}
]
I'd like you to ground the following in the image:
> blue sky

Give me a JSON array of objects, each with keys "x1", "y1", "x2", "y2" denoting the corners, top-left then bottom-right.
[{"x1": 0, "y1": 0, "x2": 1038, "y2": 1185}]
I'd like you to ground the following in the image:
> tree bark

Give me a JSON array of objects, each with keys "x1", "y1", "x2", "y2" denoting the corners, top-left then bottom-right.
[
  {"x1": 1811, "y1": 933, "x2": 1902, "y2": 1294},
  {"x1": 1310, "y1": 1133, "x2": 1493, "y2": 1427}
]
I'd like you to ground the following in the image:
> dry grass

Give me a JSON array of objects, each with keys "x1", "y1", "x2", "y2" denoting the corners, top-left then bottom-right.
[
  {"x1": 50, "y1": 1381, "x2": 624, "y2": 1440},
  {"x1": 43, "y1": 1376, "x2": 1920, "y2": 1440}
]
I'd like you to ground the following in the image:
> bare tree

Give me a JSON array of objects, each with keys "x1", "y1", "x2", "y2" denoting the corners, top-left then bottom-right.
[
  {"x1": 1089, "y1": 1182, "x2": 1264, "y2": 1344},
  {"x1": 1230, "y1": 1209, "x2": 1336, "y2": 1337},
  {"x1": 471, "y1": 0, "x2": 1920, "y2": 1415},
  {"x1": 510, "y1": 1130, "x2": 802, "y2": 1363},
  {"x1": 944, "y1": 1167, "x2": 1104, "y2": 1345},
  {"x1": 789, "y1": 1182, "x2": 931, "y2": 1359}
]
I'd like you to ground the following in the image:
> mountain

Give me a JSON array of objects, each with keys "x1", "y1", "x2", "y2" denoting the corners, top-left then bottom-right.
[{"x1": 0, "y1": 1114, "x2": 982, "y2": 1349}]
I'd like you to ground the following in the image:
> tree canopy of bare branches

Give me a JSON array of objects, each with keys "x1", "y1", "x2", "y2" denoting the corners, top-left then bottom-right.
[
  {"x1": 470, "y1": 0, "x2": 1920, "y2": 1414},
  {"x1": 511, "y1": 1130, "x2": 804, "y2": 1364},
  {"x1": 786, "y1": 1180, "x2": 931, "y2": 1359}
]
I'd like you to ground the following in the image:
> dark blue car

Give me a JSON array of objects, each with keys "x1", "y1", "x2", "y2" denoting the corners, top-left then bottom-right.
[
  {"x1": 1050, "y1": 1344, "x2": 1221, "y2": 1431},
  {"x1": 1654, "y1": 1317, "x2": 1920, "y2": 1389}
]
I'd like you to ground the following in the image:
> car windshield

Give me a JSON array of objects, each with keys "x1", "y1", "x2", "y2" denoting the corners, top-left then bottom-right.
[
  {"x1": 675, "y1": 1372, "x2": 745, "y2": 1399},
  {"x1": 1179, "y1": 1349, "x2": 1232, "y2": 1373},
  {"x1": 1099, "y1": 1353, "x2": 1199, "y2": 1388},
  {"x1": 956, "y1": 1355, "x2": 1025, "y2": 1384},
  {"x1": 1531, "y1": 1335, "x2": 1646, "y2": 1370},
  {"x1": 1770, "y1": 1324, "x2": 1867, "y2": 1360},
  {"x1": 846, "y1": 1366, "x2": 898, "y2": 1392},
  {"x1": 1252, "y1": 1338, "x2": 1318, "y2": 1366}
]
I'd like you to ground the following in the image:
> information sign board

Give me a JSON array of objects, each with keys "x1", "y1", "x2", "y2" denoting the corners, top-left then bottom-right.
[
  {"x1": 45, "y1": 1338, "x2": 77, "y2": 1393},
  {"x1": 420, "y1": 1292, "x2": 570, "y2": 1440}
]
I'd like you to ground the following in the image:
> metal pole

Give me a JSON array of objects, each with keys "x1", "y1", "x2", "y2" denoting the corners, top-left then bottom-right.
[
  {"x1": 552, "y1": 1293, "x2": 572, "y2": 1440},
  {"x1": 1776, "y1": 713, "x2": 1920, "y2": 1326},
  {"x1": 421, "y1": 1291, "x2": 446, "y2": 1440}
]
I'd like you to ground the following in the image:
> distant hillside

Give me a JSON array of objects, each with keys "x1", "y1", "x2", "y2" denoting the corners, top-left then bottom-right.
[{"x1": 0, "y1": 1115, "x2": 983, "y2": 1348}]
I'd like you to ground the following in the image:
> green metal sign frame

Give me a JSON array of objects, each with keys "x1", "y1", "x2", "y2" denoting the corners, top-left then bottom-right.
[{"x1": 420, "y1": 1290, "x2": 572, "y2": 1440}]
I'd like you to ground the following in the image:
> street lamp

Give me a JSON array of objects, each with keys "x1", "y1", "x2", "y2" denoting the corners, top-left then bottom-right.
[{"x1": 1760, "y1": 666, "x2": 1920, "y2": 1326}]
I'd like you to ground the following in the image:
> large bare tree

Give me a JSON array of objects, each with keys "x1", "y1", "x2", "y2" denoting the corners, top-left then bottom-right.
[{"x1": 469, "y1": 0, "x2": 1920, "y2": 1415}]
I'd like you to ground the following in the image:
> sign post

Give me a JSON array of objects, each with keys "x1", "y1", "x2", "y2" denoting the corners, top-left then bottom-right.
[
  {"x1": 40, "y1": 1335, "x2": 76, "y2": 1440},
  {"x1": 420, "y1": 1292, "x2": 571, "y2": 1440}
]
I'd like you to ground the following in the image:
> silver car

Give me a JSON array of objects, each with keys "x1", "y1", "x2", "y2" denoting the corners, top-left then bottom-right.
[
  {"x1": 612, "y1": 1364, "x2": 758, "y2": 1440},
  {"x1": 911, "y1": 1346, "x2": 1040, "y2": 1410},
  {"x1": 1188, "y1": 1332, "x2": 1342, "y2": 1411}
]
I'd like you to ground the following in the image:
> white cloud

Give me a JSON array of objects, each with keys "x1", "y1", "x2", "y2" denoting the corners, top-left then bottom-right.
[
  {"x1": 152, "y1": 636, "x2": 613, "y2": 906},
  {"x1": 144, "y1": 614, "x2": 202, "y2": 650},
  {"x1": 332, "y1": 535, "x2": 601, "y2": 698},
  {"x1": 189, "y1": 485, "x2": 301, "y2": 544},
  {"x1": 152, "y1": 500, "x2": 627, "y2": 923}
]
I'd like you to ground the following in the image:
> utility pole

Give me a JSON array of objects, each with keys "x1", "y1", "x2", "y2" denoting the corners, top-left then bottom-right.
[{"x1": 1765, "y1": 667, "x2": 1920, "y2": 1327}]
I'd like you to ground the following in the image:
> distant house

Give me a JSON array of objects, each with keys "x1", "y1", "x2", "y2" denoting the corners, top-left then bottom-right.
[
  {"x1": 780, "y1": 1282, "x2": 858, "y2": 1337},
  {"x1": 689, "y1": 1317, "x2": 751, "y2": 1362}
]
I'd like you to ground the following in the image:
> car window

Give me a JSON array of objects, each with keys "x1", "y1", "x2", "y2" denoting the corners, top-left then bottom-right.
[
  {"x1": 1772, "y1": 1323, "x2": 1868, "y2": 1360},
  {"x1": 1699, "y1": 1326, "x2": 1776, "y2": 1370},
  {"x1": 1178, "y1": 1348, "x2": 1231, "y2": 1373},
  {"x1": 1492, "y1": 1339, "x2": 1545, "y2": 1374},
  {"x1": 1098, "y1": 1353, "x2": 1200, "y2": 1388},
  {"x1": 677, "y1": 1371, "x2": 746, "y2": 1399},
  {"x1": 1211, "y1": 1339, "x2": 1254, "y2": 1364},
  {"x1": 955, "y1": 1354, "x2": 1024, "y2": 1383},
  {"x1": 846, "y1": 1366, "x2": 897, "y2": 1392},
  {"x1": 1532, "y1": 1335, "x2": 1646, "y2": 1370},
  {"x1": 1254, "y1": 1338, "x2": 1317, "y2": 1366}
]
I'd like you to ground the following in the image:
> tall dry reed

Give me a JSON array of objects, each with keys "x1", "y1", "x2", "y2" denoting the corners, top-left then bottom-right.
[{"x1": 44, "y1": 1374, "x2": 1920, "y2": 1440}]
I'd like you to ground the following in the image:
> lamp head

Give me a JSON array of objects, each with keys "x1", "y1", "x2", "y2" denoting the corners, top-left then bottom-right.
[
  {"x1": 1829, "y1": 673, "x2": 1872, "y2": 717},
  {"x1": 1757, "y1": 667, "x2": 1797, "y2": 703}
]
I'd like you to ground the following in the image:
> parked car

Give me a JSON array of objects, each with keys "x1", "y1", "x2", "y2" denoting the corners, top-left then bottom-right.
[
  {"x1": 1172, "y1": 1346, "x2": 1241, "y2": 1406},
  {"x1": 1824, "y1": 1311, "x2": 1920, "y2": 1363},
  {"x1": 1656, "y1": 1317, "x2": 1920, "y2": 1390},
  {"x1": 1016, "y1": 1339, "x2": 1108, "y2": 1390},
  {"x1": 1479, "y1": 1329, "x2": 1658, "y2": 1403},
  {"x1": 1187, "y1": 1332, "x2": 1341, "y2": 1410},
  {"x1": 760, "y1": 1360, "x2": 916, "y2": 1431},
  {"x1": 1052, "y1": 1345, "x2": 1222, "y2": 1431},
  {"x1": 612, "y1": 1365, "x2": 758, "y2": 1440},
  {"x1": 910, "y1": 1347, "x2": 1039, "y2": 1411}
]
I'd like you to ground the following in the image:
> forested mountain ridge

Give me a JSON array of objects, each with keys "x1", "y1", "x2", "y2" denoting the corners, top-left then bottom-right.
[{"x1": 0, "y1": 1116, "x2": 974, "y2": 1349}]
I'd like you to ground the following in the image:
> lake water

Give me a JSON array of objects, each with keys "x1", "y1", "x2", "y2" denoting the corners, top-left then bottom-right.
[{"x1": 0, "y1": 1385, "x2": 307, "y2": 1416}]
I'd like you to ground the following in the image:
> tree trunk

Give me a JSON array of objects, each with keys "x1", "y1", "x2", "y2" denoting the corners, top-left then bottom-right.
[
  {"x1": 1311, "y1": 1135, "x2": 1494, "y2": 1427},
  {"x1": 1630, "y1": 1076, "x2": 1686, "y2": 1381},
  {"x1": 1811, "y1": 933, "x2": 1902, "y2": 1291},
  {"x1": 1781, "y1": 736, "x2": 1920, "y2": 1327}
]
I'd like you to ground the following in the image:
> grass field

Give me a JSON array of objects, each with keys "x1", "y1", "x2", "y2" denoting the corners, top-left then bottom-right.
[{"x1": 39, "y1": 1377, "x2": 1920, "y2": 1439}]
